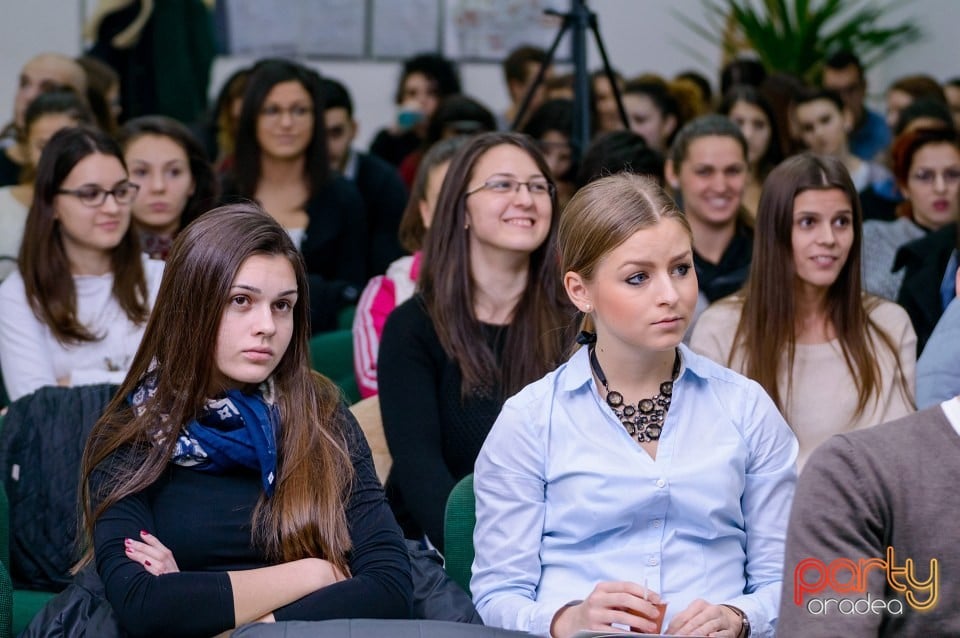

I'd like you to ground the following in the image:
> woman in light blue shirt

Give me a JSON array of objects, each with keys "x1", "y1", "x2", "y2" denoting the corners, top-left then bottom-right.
[{"x1": 471, "y1": 173, "x2": 798, "y2": 638}]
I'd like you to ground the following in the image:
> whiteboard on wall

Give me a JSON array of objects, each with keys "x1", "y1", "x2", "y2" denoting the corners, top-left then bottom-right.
[
  {"x1": 225, "y1": 0, "x2": 366, "y2": 57},
  {"x1": 220, "y1": 0, "x2": 565, "y2": 61},
  {"x1": 370, "y1": 0, "x2": 442, "y2": 58},
  {"x1": 443, "y1": 0, "x2": 566, "y2": 61}
]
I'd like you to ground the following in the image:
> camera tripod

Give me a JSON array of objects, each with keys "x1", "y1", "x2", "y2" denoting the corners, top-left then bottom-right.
[{"x1": 510, "y1": 0, "x2": 629, "y2": 164}]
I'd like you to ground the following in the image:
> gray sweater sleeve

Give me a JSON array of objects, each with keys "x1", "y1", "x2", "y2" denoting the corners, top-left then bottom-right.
[{"x1": 777, "y1": 435, "x2": 888, "y2": 636}]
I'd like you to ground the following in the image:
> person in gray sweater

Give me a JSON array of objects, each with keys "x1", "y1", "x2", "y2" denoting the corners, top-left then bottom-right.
[{"x1": 778, "y1": 398, "x2": 960, "y2": 636}]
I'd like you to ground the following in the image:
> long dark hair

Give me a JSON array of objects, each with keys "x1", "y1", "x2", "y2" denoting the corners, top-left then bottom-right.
[
  {"x1": 233, "y1": 59, "x2": 329, "y2": 200},
  {"x1": 118, "y1": 115, "x2": 220, "y2": 231},
  {"x1": 79, "y1": 204, "x2": 353, "y2": 572},
  {"x1": 19, "y1": 125, "x2": 148, "y2": 345},
  {"x1": 732, "y1": 153, "x2": 911, "y2": 416},
  {"x1": 418, "y1": 132, "x2": 572, "y2": 396}
]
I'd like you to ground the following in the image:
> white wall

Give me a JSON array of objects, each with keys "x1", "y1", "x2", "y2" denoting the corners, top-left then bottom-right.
[{"x1": 2, "y1": 1, "x2": 959, "y2": 149}]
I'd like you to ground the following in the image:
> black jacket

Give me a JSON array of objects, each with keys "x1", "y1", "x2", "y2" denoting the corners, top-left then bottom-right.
[
  {"x1": 894, "y1": 223, "x2": 957, "y2": 355},
  {"x1": 0, "y1": 384, "x2": 118, "y2": 590}
]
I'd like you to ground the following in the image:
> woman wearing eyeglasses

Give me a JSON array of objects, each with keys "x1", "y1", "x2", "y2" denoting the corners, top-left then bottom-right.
[
  {"x1": 223, "y1": 60, "x2": 368, "y2": 328},
  {"x1": 377, "y1": 132, "x2": 574, "y2": 552},
  {"x1": 862, "y1": 127, "x2": 960, "y2": 302},
  {"x1": 0, "y1": 125, "x2": 164, "y2": 401}
]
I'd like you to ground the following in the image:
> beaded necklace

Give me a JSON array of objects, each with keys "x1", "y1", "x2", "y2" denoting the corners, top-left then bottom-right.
[{"x1": 588, "y1": 346, "x2": 680, "y2": 443}]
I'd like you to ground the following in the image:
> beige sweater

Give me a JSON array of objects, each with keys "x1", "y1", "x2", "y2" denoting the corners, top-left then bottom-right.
[{"x1": 690, "y1": 297, "x2": 916, "y2": 468}]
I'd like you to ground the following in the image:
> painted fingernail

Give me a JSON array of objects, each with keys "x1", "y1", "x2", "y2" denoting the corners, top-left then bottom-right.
[
  {"x1": 140, "y1": 530, "x2": 149, "y2": 536},
  {"x1": 125, "y1": 546, "x2": 133, "y2": 553},
  {"x1": 124, "y1": 538, "x2": 131, "y2": 545},
  {"x1": 144, "y1": 560, "x2": 152, "y2": 566}
]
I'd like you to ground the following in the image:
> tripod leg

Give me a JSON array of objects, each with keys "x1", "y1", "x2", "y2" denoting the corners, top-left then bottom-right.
[
  {"x1": 511, "y1": 17, "x2": 571, "y2": 131},
  {"x1": 589, "y1": 16, "x2": 630, "y2": 131}
]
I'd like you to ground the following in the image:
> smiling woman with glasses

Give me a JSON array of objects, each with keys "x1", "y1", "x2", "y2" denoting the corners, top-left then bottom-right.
[
  {"x1": 377, "y1": 132, "x2": 575, "y2": 552},
  {"x1": 0, "y1": 125, "x2": 165, "y2": 401}
]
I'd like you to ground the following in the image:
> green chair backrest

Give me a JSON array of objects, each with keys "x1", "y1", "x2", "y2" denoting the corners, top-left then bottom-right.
[
  {"x1": 443, "y1": 473, "x2": 476, "y2": 594},
  {"x1": 0, "y1": 561, "x2": 12, "y2": 638},
  {"x1": 309, "y1": 329, "x2": 360, "y2": 404}
]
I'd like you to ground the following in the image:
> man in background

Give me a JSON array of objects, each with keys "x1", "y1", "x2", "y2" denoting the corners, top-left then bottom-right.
[
  {"x1": 822, "y1": 50, "x2": 891, "y2": 161},
  {"x1": 499, "y1": 45, "x2": 550, "y2": 130},
  {"x1": 320, "y1": 77, "x2": 408, "y2": 279}
]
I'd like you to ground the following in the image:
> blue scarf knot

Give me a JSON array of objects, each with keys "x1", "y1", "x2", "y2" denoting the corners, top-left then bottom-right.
[{"x1": 130, "y1": 373, "x2": 280, "y2": 496}]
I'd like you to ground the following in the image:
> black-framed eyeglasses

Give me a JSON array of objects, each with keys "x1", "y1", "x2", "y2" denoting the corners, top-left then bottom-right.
[
  {"x1": 466, "y1": 178, "x2": 556, "y2": 197},
  {"x1": 57, "y1": 182, "x2": 140, "y2": 207}
]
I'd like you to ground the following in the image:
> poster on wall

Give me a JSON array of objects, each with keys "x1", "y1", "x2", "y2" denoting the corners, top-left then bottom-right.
[
  {"x1": 443, "y1": 0, "x2": 566, "y2": 61},
  {"x1": 371, "y1": 0, "x2": 441, "y2": 58},
  {"x1": 225, "y1": 0, "x2": 365, "y2": 57}
]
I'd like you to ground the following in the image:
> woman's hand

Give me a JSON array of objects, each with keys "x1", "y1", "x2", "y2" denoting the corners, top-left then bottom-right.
[
  {"x1": 665, "y1": 599, "x2": 743, "y2": 637},
  {"x1": 124, "y1": 530, "x2": 180, "y2": 576},
  {"x1": 550, "y1": 581, "x2": 663, "y2": 638}
]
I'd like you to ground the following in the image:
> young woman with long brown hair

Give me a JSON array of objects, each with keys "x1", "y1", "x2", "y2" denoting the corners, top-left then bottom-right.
[
  {"x1": 691, "y1": 153, "x2": 916, "y2": 467},
  {"x1": 376, "y1": 131, "x2": 573, "y2": 552},
  {"x1": 78, "y1": 204, "x2": 411, "y2": 636},
  {"x1": 0, "y1": 125, "x2": 162, "y2": 401}
]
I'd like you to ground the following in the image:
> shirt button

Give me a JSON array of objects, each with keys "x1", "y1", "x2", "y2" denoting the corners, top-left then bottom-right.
[
  {"x1": 656, "y1": 479, "x2": 666, "y2": 488},
  {"x1": 652, "y1": 519, "x2": 662, "y2": 528},
  {"x1": 647, "y1": 557, "x2": 659, "y2": 566}
]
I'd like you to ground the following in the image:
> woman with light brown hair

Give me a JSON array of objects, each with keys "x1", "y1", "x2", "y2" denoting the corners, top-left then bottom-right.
[
  {"x1": 77, "y1": 204, "x2": 411, "y2": 636},
  {"x1": 473, "y1": 173, "x2": 797, "y2": 637},
  {"x1": 691, "y1": 153, "x2": 916, "y2": 467},
  {"x1": 377, "y1": 131, "x2": 573, "y2": 552}
]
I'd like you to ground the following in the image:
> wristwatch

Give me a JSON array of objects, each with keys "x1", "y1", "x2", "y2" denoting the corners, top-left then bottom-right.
[{"x1": 721, "y1": 605, "x2": 751, "y2": 638}]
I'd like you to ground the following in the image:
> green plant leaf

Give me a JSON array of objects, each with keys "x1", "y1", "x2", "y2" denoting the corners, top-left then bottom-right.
[{"x1": 679, "y1": 0, "x2": 923, "y2": 83}]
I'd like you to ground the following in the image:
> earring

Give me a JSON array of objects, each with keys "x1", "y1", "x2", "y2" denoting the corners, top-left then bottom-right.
[
  {"x1": 584, "y1": 304, "x2": 592, "y2": 312},
  {"x1": 464, "y1": 222, "x2": 470, "y2": 230}
]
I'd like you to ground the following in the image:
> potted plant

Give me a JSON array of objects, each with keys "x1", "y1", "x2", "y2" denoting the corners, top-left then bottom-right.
[{"x1": 676, "y1": 0, "x2": 922, "y2": 83}]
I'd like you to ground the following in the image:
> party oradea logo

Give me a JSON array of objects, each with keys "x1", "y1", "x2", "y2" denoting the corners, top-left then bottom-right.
[{"x1": 794, "y1": 547, "x2": 938, "y2": 616}]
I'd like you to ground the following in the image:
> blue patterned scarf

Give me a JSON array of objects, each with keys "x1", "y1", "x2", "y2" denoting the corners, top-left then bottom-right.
[{"x1": 130, "y1": 373, "x2": 280, "y2": 496}]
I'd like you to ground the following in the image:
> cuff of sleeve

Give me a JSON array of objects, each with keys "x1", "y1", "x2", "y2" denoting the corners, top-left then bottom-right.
[{"x1": 722, "y1": 596, "x2": 768, "y2": 638}]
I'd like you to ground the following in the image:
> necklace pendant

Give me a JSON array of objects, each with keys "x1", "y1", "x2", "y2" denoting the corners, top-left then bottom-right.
[
  {"x1": 606, "y1": 390, "x2": 624, "y2": 408},
  {"x1": 638, "y1": 398, "x2": 655, "y2": 414}
]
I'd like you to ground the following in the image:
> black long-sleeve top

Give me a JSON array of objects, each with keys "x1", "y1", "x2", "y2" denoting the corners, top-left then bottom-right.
[
  {"x1": 377, "y1": 296, "x2": 507, "y2": 552},
  {"x1": 93, "y1": 408, "x2": 413, "y2": 638},
  {"x1": 219, "y1": 174, "x2": 368, "y2": 289}
]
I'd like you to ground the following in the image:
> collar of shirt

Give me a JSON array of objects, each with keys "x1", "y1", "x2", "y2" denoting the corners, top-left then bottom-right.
[
  {"x1": 560, "y1": 342, "x2": 707, "y2": 394},
  {"x1": 343, "y1": 148, "x2": 359, "y2": 180}
]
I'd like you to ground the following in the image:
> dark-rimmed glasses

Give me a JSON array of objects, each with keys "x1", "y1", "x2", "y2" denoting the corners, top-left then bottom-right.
[
  {"x1": 466, "y1": 178, "x2": 555, "y2": 197},
  {"x1": 57, "y1": 182, "x2": 140, "y2": 207}
]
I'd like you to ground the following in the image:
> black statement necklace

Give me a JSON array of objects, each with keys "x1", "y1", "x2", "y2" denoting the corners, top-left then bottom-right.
[{"x1": 589, "y1": 346, "x2": 681, "y2": 443}]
